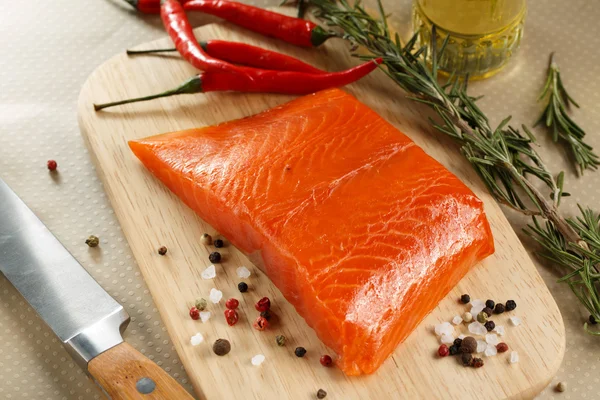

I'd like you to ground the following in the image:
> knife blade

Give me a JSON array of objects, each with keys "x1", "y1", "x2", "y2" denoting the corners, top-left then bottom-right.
[{"x1": 0, "y1": 178, "x2": 193, "y2": 400}]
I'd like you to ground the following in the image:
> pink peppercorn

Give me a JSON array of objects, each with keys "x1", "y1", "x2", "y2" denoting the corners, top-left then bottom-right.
[
  {"x1": 253, "y1": 316, "x2": 268, "y2": 331},
  {"x1": 496, "y1": 342, "x2": 509, "y2": 353},
  {"x1": 189, "y1": 306, "x2": 200, "y2": 320},
  {"x1": 224, "y1": 309, "x2": 239, "y2": 326},
  {"x1": 225, "y1": 298, "x2": 239, "y2": 310},
  {"x1": 255, "y1": 297, "x2": 271, "y2": 312},
  {"x1": 320, "y1": 355, "x2": 333, "y2": 367},
  {"x1": 47, "y1": 160, "x2": 57, "y2": 171},
  {"x1": 438, "y1": 344, "x2": 449, "y2": 357}
]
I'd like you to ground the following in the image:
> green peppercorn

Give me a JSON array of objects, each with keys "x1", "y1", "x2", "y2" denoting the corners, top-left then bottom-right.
[
  {"x1": 85, "y1": 235, "x2": 99, "y2": 248},
  {"x1": 505, "y1": 300, "x2": 517, "y2": 311},
  {"x1": 484, "y1": 320, "x2": 495, "y2": 331},
  {"x1": 461, "y1": 352, "x2": 473, "y2": 367},
  {"x1": 453, "y1": 338, "x2": 463, "y2": 347},
  {"x1": 209, "y1": 251, "x2": 221, "y2": 263},
  {"x1": 317, "y1": 389, "x2": 327, "y2": 399},
  {"x1": 494, "y1": 303, "x2": 505, "y2": 314},
  {"x1": 460, "y1": 336, "x2": 477, "y2": 354},
  {"x1": 460, "y1": 294, "x2": 470, "y2": 304},
  {"x1": 238, "y1": 282, "x2": 248, "y2": 293},
  {"x1": 472, "y1": 357, "x2": 484, "y2": 368},
  {"x1": 485, "y1": 299, "x2": 495, "y2": 309},
  {"x1": 195, "y1": 298, "x2": 207, "y2": 311},
  {"x1": 590, "y1": 315, "x2": 598, "y2": 325},
  {"x1": 158, "y1": 246, "x2": 167, "y2": 256},
  {"x1": 213, "y1": 339, "x2": 231, "y2": 356},
  {"x1": 482, "y1": 307, "x2": 493, "y2": 317},
  {"x1": 214, "y1": 239, "x2": 224, "y2": 248},
  {"x1": 477, "y1": 311, "x2": 488, "y2": 323},
  {"x1": 200, "y1": 233, "x2": 212, "y2": 245},
  {"x1": 449, "y1": 344, "x2": 460, "y2": 356},
  {"x1": 276, "y1": 335, "x2": 286, "y2": 347},
  {"x1": 295, "y1": 347, "x2": 307, "y2": 357}
]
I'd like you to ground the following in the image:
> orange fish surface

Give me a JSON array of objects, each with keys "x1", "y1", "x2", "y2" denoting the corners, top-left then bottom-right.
[{"x1": 129, "y1": 89, "x2": 494, "y2": 375}]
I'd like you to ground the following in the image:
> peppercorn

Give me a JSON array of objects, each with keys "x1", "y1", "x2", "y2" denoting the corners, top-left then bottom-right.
[
  {"x1": 496, "y1": 343, "x2": 509, "y2": 353},
  {"x1": 224, "y1": 309, "x2": 239, "y2": 326},
  {"x1": 484, "y1": 320, "x2": 495, "y2": 332},
  {"x1": 295, "y1": 347, "x2": 307, "y2": 357},
  {"x1": 438, "y1": 344, "x2": 449, "y2": 357},
  {"x1": 195, "y1": 298, "x2": 207, "y2": 311},
  {"x1": 555, "y1": 382, "x2": 567, "y2": 393},
  {"x1": 589, "y1": 315, "x2": 597, "y2": 325},
  {"x1": 462, "y1": 312, "x2": 473, "y2": 323},
  {"x1": 47, "y1": 160, "x2": 58, "y2": 171},
  {"x1": 460, "y1": 336, "x2": 477, "y2": 354},
  {"x1": 485, "y1": 299, "x2": 495, "y2": 309},
  {"x1": 460, "y1": 294, "x2": 470, "y2": 304},
  {"x1": 225, "y1": 298, "x2": 239, "y2": 310},
  {"x1": 238, "y1": 282, "x2": 248, "y2": 293},
  {"x1": 494, "y1": 303, "x2": 505, "y2": 314},
  {"x1": 482, "y1": 307, "x2": 494, "y2": 317},
  {"x1": 505, "y1": 300, "x2": 517, "y2": 311},
  {"x1": 189, "y1": 306, "x2": 200, "y2": 320},
  {"x1": 472, "y1": 357, "x2": 484, "y2": 368},
  {"x1": 253, "y1": 316, "x2": 268, "y2": 331},
  {"x1": 461, "y1": 352, "x2": 473, "y2": 367},
  {"x1": 212, "y1": 339, "x2": 231, "y2": 356},
  {"x1": 317, "y1": 389, "x2": 327, "y2": 399},
  {"x1": 453, "y1": 338, "x2": 463, "y2": 347},
  {"x1": 260, "y1": 310, "x2": 272, "y2": 321},
  {"x1": 448, "y1": 344, "x2": 459, "y2": 356},
  {"x1": 200, "y1": 233, "x2": 212, "y2": 245},
  {"x1": 158, "y1": 246, "x2": 167, "y2": 256},
  {"x1": 85, "y1": 235, "x2": 99, "y2": 248},
  {"x1": 255, "y1": 297, "x2": 271, "y2": 312},
  {"x1": 320, "y1": 355, "x2": 333, "y2": 367},
  {"x1": 208, "y1": 251, "x2": 221, "y2": 263},
  {"x1": 214, "y1": 239, "x2": 224, "y2": 248},
  {"x1": 276, "y1": 334, "x2": 286, "y2": 347},
  {"x1": 477, "y1": 311, "x2": 488, "y2": 323}
]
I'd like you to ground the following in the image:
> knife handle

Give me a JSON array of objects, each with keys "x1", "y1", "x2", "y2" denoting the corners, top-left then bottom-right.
[{"x1": 88, "y1": 342, "x2": 194, "y2": 399}]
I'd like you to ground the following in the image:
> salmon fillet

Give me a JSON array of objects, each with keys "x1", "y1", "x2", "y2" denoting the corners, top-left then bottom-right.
[{"x1": 129, "y1": 88, "x2": 494, "y2": 375}]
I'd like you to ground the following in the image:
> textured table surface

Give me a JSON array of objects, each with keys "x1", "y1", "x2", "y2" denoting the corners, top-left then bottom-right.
[{"x1": 0, "y1": 0, "x2": 599, "y2": 399}]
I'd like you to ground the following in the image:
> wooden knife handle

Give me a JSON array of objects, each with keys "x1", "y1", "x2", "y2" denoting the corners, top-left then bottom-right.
[{"x1": 88, "y1": 342, "x2": 194, "y2": 399}]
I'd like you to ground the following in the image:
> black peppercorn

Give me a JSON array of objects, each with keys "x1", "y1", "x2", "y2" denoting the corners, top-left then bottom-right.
[
  {"x1": 317, "y1": 389, "x2": 327, "y2": 399},
  {"x1": 295, "y1": 347, "x2": 307, "y2": 357},
  {"x1": 260, "y1": 310, "x2": 272, "y2": 321},
  {"x1": 212, "y1": 339, "x2": 231, "y2": 356},
  {"x1": 158, "y1": 246, "x2": 167, "y2": 256},
  {"x1": 482, "y1": 307, "x2": 494, "y2": 317},
  {"x1": 494, "y1": 303, "x2": 505, "y2": 314},
  {"x1": 238, "y1": 282, "x2": 248, "y2": 293},
  {"x1": 453, "y1": 338, "x2": 463, "y2": 347},
  {"x1": 460, "y1": 294, "x2": 470, "y2": 304},
  {"x1": 460, "y1": 336, "x2": 477, "y2": 354},
  {"x1": 485, "y1": 299, "x2": 495, "y2": 309},
  {"x1": 449, "y1": 344, "x2": 460, "y2": 356},
  {"x1": 208, "y1": 251, "x2": 221, "y2": 263},
  {"x1": 505, "y1": 300, "x2": 517, "y2": 311},
  {"x1": 484, "y1": 320, "x2": 495, "y2": 331},
  {"x1": 472, "y1": 357, "x2": 484, "y2": 368},
  {"x1": 461, "y1": 352, "x2": 473, "y2": 367},
  {"x1": 214, "y1": 239, "x2": 224, "y2": 248},
  {"x1": 589, "y1": 315, "x2": 597, "y2": 325}
]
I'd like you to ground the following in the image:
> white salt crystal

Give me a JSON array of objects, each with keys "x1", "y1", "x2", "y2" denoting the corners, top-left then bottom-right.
[
  {"x1": 190, "y1": 333, "x2": 204, "y2": 346},
  {"x1": 199, "y1": 311, "x2": 211, "y2": 323},
  {"x1": 440, "y1": 333, "x2": 454, "y2": 344},
  {"x1": 468, "y1": 321, "x2": 487, "y2": 336},
  {"x1": 484, "y1": 343, "x2": 498, "y2": 357},
  {"x1": 485, "y1": 334, "x2": 499, "y2": 346},
  {"x1": 510, "y1": 351, "x2": 519, "y2": 364},
  {"x1": 471, "y1": 299, "x2": 485, "y2": 308},
  {"x1": 452, "y1": 315, "x2": 463, "y2": 325},
  {"x1": 476, "y1": 340, "x2": 487, "y2": 353},
  {"x1": 494, "y1": 325, "x2": 505, "y2": 336},
  {"x1": 458, "y1": 334, "x2": 466, "y2": 340},
  {"x1": 509, "y1": 316, "x2": 522, "y2": 326},
  {"x1": 201, "y1": 265, "x2": 216, "y2": 280},
  {"x1": 434, "y1": 322, "x2": 452, "y2": 336},
  {"x1": 236, "y1": 266, "x2": 251, "y2": 279},
  {"x1": 209, "y1": 288, "x2": 223, "y2": 304},
  {"x1": 471, "y1": 305, "x2": 485, "y2": 318},
  {"x1": 251, "y1": 354, "x2": 265, "y2": 366}
]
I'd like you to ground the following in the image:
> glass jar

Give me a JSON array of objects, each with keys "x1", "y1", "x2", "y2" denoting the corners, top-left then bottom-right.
[{"x1": 412, "y1": 0, "x2": 527, "y2": 79}]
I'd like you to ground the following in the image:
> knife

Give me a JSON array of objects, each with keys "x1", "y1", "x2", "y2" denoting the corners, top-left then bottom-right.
[{"x1": 0, "y1": 178, "x2": 193, "y2": 400}]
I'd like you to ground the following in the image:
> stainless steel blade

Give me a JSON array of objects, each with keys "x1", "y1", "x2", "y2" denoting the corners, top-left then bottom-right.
[{"x1": 0, "y1": 178, "x2": 129, "y2": 368}]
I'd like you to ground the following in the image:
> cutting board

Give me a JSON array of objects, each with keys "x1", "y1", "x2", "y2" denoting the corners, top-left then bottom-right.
[{"x1": 77, "y1": 11, "x2": 565, "y2": 400}]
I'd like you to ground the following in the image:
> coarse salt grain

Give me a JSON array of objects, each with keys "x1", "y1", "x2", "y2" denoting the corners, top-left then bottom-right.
[
  {"x1": 509, "y1": 316, "x2": 521, "y2": 326},
  {"x1": 476, "y1": 340, "x2": 487, "y2": 353},
  {"x1": 236, "y1": 266, "x2": 251, "y2": 279},
  {"x1": 251, "y1": 354, "x2": 266, "y2": 366},
  {"x1": 199, "y1": 311, "x2": 211, "y2": 323},
  {"x1": 434, "y1": 322, "x2": 453, "y2": 336},
  {"x1": 510, "y1": 351, "x2": 519, "y2": 364},
  {"x1": 452, "y1": 315, "x2": 463, "y2": 325},
  {"x1": 190, "y1": 333, "x2": 204, "y2": 346},
  {"x1": 494, "y1": 325, "x2": 505, "y2": 336},
  {"x1": 201, "y1": 265, "x2": 216, "y2": 280},
  {"x1": 458, "y1": 334, "x2": 466, "y2": 340},
  {"x1": 484, "y1": 343, "x2": 498, "y2": 357},
  {"x1": 470, "y1": 299, "x2": 485, "y2": 316},
  {"x1": 468, "y1": 321, "x2": 487, "y2": 336},
  {"x1": 209, "y1": 288, "x2": 223, "y2": 304},
  {"x1": 485, "y1": 333, "x2": 499, "y2": 346},
  {"x1": 440, "y1": 334, "x2": 454, "y2": 344}
]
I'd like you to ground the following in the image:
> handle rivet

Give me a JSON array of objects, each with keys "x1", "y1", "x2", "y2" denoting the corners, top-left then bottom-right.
[{"x1": 136, "y1": 377, "x2": 156, "y2": 394}]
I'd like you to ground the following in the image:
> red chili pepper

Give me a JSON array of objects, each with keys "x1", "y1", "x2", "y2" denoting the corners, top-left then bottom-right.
[
  {"x1": 126, "y1": 40, "x2": 326, "y2": 74},
  {"x1": 93, "y1": 59, "x2": 381, "y2": 110},
  {"x1": 184, "y1": 0, "x2": 332, "y2": 47},
  {"x1": 121, "y1": 0, "x2": 161, "y2": 14}
]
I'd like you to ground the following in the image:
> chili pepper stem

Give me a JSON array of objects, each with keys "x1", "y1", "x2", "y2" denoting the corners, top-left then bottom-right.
[
  {"x1": 93, "y1": 76, "x2": 202, "y2": 111},
  {"x1": 311, "y1": 26, "x2": 336, "y2": 46}
]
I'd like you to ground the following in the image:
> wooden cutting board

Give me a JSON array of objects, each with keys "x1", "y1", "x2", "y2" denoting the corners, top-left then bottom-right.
[{"x1": 77, "y1": 11, "x2": 565, "y2": 400}]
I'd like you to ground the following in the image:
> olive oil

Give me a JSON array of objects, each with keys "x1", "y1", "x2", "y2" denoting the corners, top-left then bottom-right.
[{"x1": 413, "y1": 0, "x2": 526, "y2": 79}]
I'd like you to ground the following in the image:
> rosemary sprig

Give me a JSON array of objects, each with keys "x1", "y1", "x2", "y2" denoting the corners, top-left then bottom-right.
[
  {"x1": 536, "y1": 53, "x2": 599, "y2": 174},
  {"x1": 311, "y1": 0, "x2": 600, "y2": 333}
]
